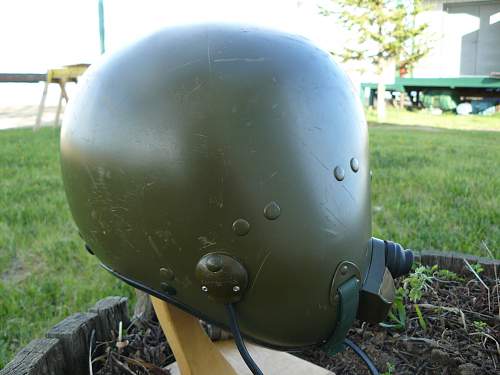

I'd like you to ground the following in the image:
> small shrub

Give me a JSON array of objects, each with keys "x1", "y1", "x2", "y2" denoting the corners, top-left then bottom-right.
[
  {"x1": 403, "y1": 265, "x2": 435, "y2": 303},
  {"x1": 434, "y1": 269, "x2": 464, "y2": 282},
  {"x1": 473, "y1": 320, "x2": 488, "y2": 332},
  {"x1": 381, "y1": 362, "x2": 396, "y2": 375},
  {"x1": 470, "y1": 263, "x2": 484, "y2": 275}
]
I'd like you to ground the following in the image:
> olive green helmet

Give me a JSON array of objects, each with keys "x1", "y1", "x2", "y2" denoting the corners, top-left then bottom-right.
[{"x1": 61, "y1": 24, "x2": 412, "y2": 353}]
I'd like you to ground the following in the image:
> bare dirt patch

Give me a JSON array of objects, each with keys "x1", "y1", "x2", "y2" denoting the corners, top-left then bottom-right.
[{"x1": 1, "y1": 256, "x2": 31, "y2": 283}]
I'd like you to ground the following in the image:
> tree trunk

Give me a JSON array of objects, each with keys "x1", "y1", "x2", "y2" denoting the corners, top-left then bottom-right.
[
  {"x1": 376, "y1": 79, "x2": 386, "y2": 121},
  {"x1": 376, "y1": 60, "x2": 392, "y2": 121}
]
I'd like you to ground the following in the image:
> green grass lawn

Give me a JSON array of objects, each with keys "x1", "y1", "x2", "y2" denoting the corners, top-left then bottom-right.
[
  {"x1": 366, "y1": 107, "x2": 500, "y2": 131},
  {"x1": 369, "y1": 124, "x2": 498, "y2": 255},
  {"x1": 0, "y1": 122, "x2": 499, "y2": 367},
  {"x1": 0, "y1": 128, "x2": 134, "y2": 368}
]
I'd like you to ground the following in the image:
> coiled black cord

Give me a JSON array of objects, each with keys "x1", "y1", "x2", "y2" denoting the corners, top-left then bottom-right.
[
  {"x1": 344, "y1": 338, "x2": 380, "y2": 375},
  {"x1": 225, "y1": 304, "x2": 264, "y2": 375}
]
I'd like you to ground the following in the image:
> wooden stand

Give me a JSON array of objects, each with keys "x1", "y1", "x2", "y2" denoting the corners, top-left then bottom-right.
[
  {"x1": 33, "y1": 64, "x2": 89, "y2": 130},
  {"x1": 150, "y1": 296, "x2": 333, "y2": 375}
]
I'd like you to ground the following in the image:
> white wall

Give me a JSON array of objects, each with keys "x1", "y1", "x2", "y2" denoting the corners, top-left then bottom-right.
[{"x1": 412, "y1": 0, "x2": 500, "y2": 77}]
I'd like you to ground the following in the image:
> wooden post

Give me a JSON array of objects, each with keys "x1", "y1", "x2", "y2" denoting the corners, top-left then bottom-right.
[
  {"x1": 55, "y1": 86, "x2": 64, "y2": 127},
  {"x1": 54, "y1": 81, "x2": 67, "y2": 127},
  {"x1": 151, "y1": 296, "x2": 238, "y2": 375},
  {"x1": 152, "y1": 296, "x2": 334, "y2": 375},
  {"x1": 34, "y1": 79, "x2": 49, "y2": 131}
]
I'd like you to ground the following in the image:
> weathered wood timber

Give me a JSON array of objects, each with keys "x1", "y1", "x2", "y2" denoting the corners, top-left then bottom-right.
[
  {"x1": 0, "y1": 296, "x2": 128, "y2": 375},
  {"x1": 46, "y1": 312, "x2": 99, "y2": 375},
  {"x1": 416, "y1": 250, "x2": 499, "y2": 278},
  {"x1": 0, "y1": 74, "x2": 46, "y2": 83},
  {"x1": 0, "y1": 339, "x2": 65, "y2": 375},
  {"x1": 90, "y1": 296, "x2": 129, "y2": 340}
]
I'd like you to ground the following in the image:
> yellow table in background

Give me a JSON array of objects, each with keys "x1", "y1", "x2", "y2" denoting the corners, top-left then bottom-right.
[{"x1": 34, "y1": 64, "x2": 89, "y2": 130}]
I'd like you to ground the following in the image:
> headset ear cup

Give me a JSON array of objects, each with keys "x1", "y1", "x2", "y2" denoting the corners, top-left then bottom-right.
[{"x1": 384, "y1": 240, "x2": 414, "y2": 278}]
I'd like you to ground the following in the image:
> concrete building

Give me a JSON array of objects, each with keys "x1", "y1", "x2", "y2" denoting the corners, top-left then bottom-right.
[
  {"x1": 414, "y1": 0, "x2": 500, "y2": 77},
  {"x1": 360, "y1": 1, "x2": 500, "y2": 110}
]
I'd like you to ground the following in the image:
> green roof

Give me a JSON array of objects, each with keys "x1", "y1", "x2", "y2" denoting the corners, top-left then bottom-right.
[{"x1": 361, "y1": 76, "x2": 500, "y2": 91}]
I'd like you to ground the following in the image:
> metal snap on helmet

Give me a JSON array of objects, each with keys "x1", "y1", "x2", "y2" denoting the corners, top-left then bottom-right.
[{"x1": 61, "y1": 24, "x2": 413, "y2": 354}]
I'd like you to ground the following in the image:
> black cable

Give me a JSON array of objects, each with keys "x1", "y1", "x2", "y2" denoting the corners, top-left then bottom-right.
[
  {"x1": 226, "y1": 304, "x2": 377, "y2": 375},
  {"x1": 344, "y1": 338, "x2": 380, "y2": 375},
  {"x1": 225, "y1": 304, "x2": 264, "y2": 375}
]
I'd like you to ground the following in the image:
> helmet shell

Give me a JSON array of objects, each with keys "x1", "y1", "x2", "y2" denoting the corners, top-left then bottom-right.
[{"x1": 61, "y1": 24, "x2": 371, "y2": 349}]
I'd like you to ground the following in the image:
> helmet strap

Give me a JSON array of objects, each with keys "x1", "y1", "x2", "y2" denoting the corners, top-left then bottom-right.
[{"x1": 322, "y1": 277, "x2": 359, "y2": 355}]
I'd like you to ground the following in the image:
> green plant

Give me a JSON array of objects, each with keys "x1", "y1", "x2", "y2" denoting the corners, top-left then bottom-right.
[
  {"x1": 434, "y1": 269, "x2": 464, "y2": 282},
  {"x1": 383, "y1": 265, "x2": 461, "y2": 332},
  {"x1": 473, "y1": 320, "x2": 488, "y2": 332},
  {"x1": 402, "y1": 265, "x2": 464, "y2": 302},
  {"x1": 470, "y1": 263, "x2": 484, "y2": 275},
  {"x1": 403, "y1": 265, "x2": 435, "y2": 303},
  {"x1": 381, "y1": 362, "x2": 396, "y2": 375},
  {"x1": 414, "y1": 303, "x2": 427, "y2": 330},
  {"x1": 382, "y1": 287, "x2": 407, "y2": 330}
]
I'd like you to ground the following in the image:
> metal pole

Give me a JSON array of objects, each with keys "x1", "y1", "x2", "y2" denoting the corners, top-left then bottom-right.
[{"x1": 98, "y1": 0, "x2": 105, "y2": 54}]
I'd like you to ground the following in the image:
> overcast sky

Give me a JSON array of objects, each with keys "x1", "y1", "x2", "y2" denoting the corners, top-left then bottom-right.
[
  {"x1": 0, "y1": 0, "x2": 350, "y2": 105},
  {"x1": 0, "y1": 0, "x2": 342, "y2": 72}
]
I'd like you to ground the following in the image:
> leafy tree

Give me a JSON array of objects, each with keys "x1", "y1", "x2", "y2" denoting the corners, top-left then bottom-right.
[{"x1": 320, "y1": 0, "x2": 432, "y2": 120}]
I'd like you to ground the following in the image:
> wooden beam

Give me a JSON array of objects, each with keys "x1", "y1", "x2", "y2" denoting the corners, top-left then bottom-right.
[
  {"x1": 167, "y1": 337, "x2": 335, "y2": 375},
  {"x1": 152, "y1": 296, "x2": 334, "y2": 375},
  {"x1": 0, "y1": 73, "x2": 46, "y2": 83},
  {"x1": 151, "y1": 296, "x2": 238, "y2": 375}
]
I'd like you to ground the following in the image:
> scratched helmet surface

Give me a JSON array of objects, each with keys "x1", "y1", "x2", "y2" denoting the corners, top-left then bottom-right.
[{"x1": 61, "y1": 24, "x2": 411, "y2": 351}]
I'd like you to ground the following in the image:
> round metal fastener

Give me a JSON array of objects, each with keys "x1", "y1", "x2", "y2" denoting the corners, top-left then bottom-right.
[
  {"x1": 195, "y1": 253, "x2": 248, "y2": 303},
  {"x1": 160, "y1": 267, "x2": 175, "y2": 281},
  {"x1": 334, "y1": 166, "x2": 345, "y2": 181},
  {"x1": 340, "y1": 265, "x2": 349, "y2": 275},
  {"x1": 350, "y1": 158, "x2": 359, "y2": 172},
  {"x1": 329, "y1": 261, "x2": 361, "y2": 306},
  {"x1": 206, "y1": 256, "x2": 223, "y2": 272},
  {"x1": 264, "y1": 201, "x2": 281, "y2": 220},
  {"x1": 233, "y1": 285, "x2": 240, "y2": 292},
  {"x1": 232, "y1": 218, "x2": 250, "y2": 236}
]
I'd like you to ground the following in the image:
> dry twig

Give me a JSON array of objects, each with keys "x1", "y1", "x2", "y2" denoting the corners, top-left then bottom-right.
[
  {"x1": 89, "y1": 329, "x2": 95, "y2": 375},
  {"x1": 464, "y1": 258, "x2": 491, "y2": 313},
  {"x1": 469, "y1": 332, "x2": 500, "y2": 356},
  {"x1": 417, "y1": 303, "x2": 468, "y2": 331},
  {"x1": 482, "y1": 241, "x2": 500, "y2": 318}
]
